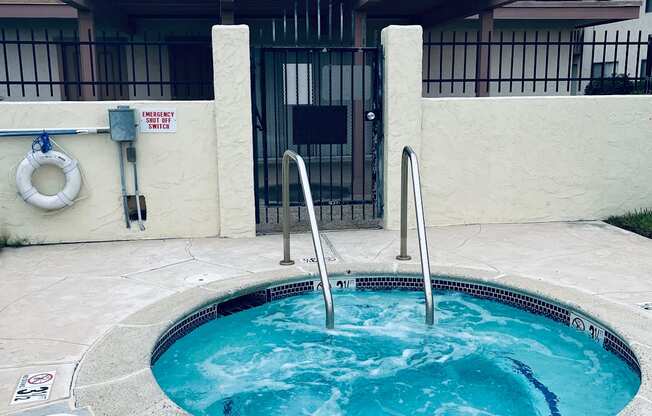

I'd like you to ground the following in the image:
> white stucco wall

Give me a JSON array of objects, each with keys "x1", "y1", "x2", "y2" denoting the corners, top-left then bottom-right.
[
  {"x1": 4, "y1": 24, "x2": 651, "y2": 244},
  {"x1": 0, "y1": 101, "x2": 220, "y2": 244},
  {"x1": 419, "y1": 95, "x2": 652, "y2": 225},
  {"x1": 381, "y1": 25, "x2": 423, "y2": 230}
]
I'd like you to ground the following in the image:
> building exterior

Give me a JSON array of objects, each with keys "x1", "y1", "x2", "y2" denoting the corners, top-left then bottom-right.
[
  {"x1": 0, "y1": 0, "x2": 652, "y2": 101},
  {"x1": 0, "y1": 0, "x2": 220, "y2": 101},
  {"x1": 585, "y1": 0, "x2": 651, "y2": 85},
  {"x1": 0, "y1": 0, "x2": 522, "y2": 101},
  {"x1": 422, "y1": 1, "x2": 645, "y2": 97},
  {"x1": 0, "y1": 0, "x2": 646, "y2": 101}
]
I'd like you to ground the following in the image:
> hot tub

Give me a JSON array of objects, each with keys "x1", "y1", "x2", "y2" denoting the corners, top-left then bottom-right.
[{"x1": 151, "y1": 275, "x2": 640, "y2": 416}]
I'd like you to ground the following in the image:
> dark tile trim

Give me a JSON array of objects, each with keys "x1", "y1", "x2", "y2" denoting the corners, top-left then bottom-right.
[
  {"x1": 150, "y1": 276, "x2": 640, "y2": 377},
  {"x1": 356, "y1": 276, "x2": 570, "y2": 324}
]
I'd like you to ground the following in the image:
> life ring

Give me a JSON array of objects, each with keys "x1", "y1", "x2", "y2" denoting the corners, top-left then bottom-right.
[{"x1": 15, "y1": 151, "x2": 81, "y2": 210}]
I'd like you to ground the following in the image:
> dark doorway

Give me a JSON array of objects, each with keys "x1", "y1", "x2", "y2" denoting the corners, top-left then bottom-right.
[{"x1": 168, "y1": 37, "x2": 214, "y2": 100}]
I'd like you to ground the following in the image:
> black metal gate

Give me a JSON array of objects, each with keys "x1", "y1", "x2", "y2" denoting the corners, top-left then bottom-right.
[{"x1": 251, "y1": 46, "x2": 383, "y2": 231}]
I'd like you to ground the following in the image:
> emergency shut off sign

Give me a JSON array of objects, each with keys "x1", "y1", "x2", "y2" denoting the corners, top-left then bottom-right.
[{"x1": 139, "y1": 108, "x2": 177, "y2": 133}]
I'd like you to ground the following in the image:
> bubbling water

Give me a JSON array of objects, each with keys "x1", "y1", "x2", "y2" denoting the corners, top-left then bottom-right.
[{"x1": 154, "y1": 290, "x2": 639, "y2": 416}]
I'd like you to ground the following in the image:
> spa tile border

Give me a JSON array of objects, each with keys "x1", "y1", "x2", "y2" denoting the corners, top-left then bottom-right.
[
  {"x1": 605, "y1": 331, "x2": 640, "y2": 374},
  {"x1": 150, "y1": 275, "x2": 639, "y2": 376},
  {"x1": 151, "y1": 290, "x2": 267, "y2": 364},
  {"x1": 355, "y1": 276, "x2": 571, "y2": 324}
]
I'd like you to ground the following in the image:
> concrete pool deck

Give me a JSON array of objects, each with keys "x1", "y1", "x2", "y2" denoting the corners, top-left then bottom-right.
[{"x1": 1, "y1": 221, "x2": 652, "y2": 415}]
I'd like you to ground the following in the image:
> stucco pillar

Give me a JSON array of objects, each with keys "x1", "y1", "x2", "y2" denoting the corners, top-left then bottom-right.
[
  {"x1": 381, "y1": 25, "x2": 423, "y2": 230},
  {"x1": 212, "y1": 25, "x2": 256, "y2": 238}
]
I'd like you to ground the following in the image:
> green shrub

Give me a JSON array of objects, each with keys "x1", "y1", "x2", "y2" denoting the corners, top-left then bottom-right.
[
  {"x1": 606, "y1": 209, "x2": 652, "y2": 239},
  {"x1": 584, "y1": 74, "x2": 635, "y2": 95}
]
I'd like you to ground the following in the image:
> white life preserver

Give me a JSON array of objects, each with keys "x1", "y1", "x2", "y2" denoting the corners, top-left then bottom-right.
[{"x1": 15, "y1": 150, "x2": 82, "y2": 210}]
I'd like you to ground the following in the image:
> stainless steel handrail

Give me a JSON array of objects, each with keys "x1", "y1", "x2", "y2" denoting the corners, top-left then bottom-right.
[
  {"x1": 395, "y1": 146, "x2": 435, "y2": 325},
  {"x1": 279, "y1": 150, "x2": 335, "y2": 329}
]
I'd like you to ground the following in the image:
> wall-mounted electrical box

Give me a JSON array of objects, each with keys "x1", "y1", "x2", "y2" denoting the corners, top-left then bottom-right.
[{"x1": 108, "y1": 106, "x2": 137, "y2": 142}]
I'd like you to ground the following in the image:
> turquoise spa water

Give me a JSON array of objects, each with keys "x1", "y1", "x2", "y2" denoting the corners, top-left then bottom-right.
[{"x1": 153, "y1": 291, "x2": 640, "y2": 416}]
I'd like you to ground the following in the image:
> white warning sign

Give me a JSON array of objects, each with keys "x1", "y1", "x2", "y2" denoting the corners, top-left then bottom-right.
[
  {"x1": 11, "y1": 371, "x2": 56, "y2": 404},
  {"x1": 570, "y1": 312, "x2": 605, "y2": 346},
  {"x1": 139, "y1": 108, "x2": 177, "y2": 133}
]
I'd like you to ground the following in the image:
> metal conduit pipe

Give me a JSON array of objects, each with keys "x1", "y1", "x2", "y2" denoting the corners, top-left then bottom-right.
[
  {"x1": 395, "y1": 146, "x2": 435, "y2": 326},
  {"x1": 279, "y1": 150, "x2": 335, "y2": 330},
  {"x1": 0, "y1": 128, "x2": 110, "y2": 138}
]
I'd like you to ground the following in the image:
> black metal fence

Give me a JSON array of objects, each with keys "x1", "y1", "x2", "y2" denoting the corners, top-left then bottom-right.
[
  {"x1": 0, "y1": 29, "x2": 213, "y2": 101},
  {"x1": 251, "y1": 46, "x2": 384, "y2": 230},
  {"x1": 423, "y1": 29, "x2": 652, "y2": 97}
]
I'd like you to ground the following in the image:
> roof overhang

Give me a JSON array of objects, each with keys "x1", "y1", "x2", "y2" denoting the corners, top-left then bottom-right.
[
  {"x1": 3, "y1": 0, "x2": 518, "y2": 22},
  {"x1": 0, "y1": 1, "x2": 78, "y2": 18},
  {"x1": 357, "y1": 0, "x2": 519, "y2": 23},
  {"x1": 4, "y1": 0, "x2": 633, "y2": 27},
  {"x1": 490, "y1": 1, "x2": 641, "y2": 24}
]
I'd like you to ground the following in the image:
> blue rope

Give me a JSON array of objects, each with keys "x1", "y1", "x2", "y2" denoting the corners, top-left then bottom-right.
[{"x1": 31, "y1": 132, "x2": 52, "y2": 153}]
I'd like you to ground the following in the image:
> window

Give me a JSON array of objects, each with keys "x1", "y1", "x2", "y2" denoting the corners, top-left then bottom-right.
[
  {"x1": 647, "y1": 0, "x2": 652, "y2": 13},
  {"x1": 591, "y1": 61, "x2": 618, "y2": 78}
]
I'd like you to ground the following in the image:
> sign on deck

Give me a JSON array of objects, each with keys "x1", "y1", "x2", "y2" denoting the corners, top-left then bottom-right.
[{"x1": 11, "y1": 371, "x2": 56, "y2": 404}]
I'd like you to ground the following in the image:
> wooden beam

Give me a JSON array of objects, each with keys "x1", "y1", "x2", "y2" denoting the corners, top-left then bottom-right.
[
  {"x1": 419, "y1": 0, "x2": 516, "y2": 26},
  {"x1": 0, "y1": 4, "x2": 77, "y2": 19},
  {"x1": 78, "y1": 9, "x2": 97, "y2": 100},
  {"x1": 352, "y1": 10, "x2": 366, "y2": 195},
  {"x1": 355, "y1": 0, "x2": 382, "y2": 11},
  {"x1": 494, "y1": 2, "x2": 641, "y2": 21},
  {"x1": 60, "y1": 0, "x2": 93, "y2": 11},
  {"x1": 220, "y1": 0, "x2": 235, "y2": 24},
  {"x1": 475, "y1": 9, "x2": 493, "y2": 97}
]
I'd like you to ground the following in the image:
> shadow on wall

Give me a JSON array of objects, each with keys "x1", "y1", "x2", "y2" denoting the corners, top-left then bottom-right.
[{"x1": 0, "y1": 230, "x2": 30, "y2": 249}]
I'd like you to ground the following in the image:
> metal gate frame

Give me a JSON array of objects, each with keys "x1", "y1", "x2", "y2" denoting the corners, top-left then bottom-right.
[{"x1": 251, "y1": 45, "x2": 383, "y2": 232}]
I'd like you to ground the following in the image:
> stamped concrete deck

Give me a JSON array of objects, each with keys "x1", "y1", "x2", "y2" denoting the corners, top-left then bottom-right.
[{"x1": 1, "y1": 221, "x2": 652, "y2": 415}]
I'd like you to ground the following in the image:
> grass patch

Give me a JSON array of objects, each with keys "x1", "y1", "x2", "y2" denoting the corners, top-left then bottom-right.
[{"x1": 606, "y1": 209, "x2": 652, "y2": 239}]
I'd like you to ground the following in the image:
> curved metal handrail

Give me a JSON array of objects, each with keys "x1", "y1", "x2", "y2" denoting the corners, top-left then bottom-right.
[
  {"x1": 279, "y1": 150, "x2": 335, "y2": 329},
  {"x1": 395, "y1": 146, "x2": 435, "y2": 325}
]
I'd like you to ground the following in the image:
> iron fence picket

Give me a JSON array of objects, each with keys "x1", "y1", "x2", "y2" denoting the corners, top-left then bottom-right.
[
  {"x1": 451, "y1": 32, "x2": 456, "y2": 94},
  {"x1": 422, "y1": 29, "x2": 651, "y2": 96},
  {"x1": 251, "y1": 46, "x2": 383, "y2": 230},
  {"x1": 45, "y1": 29, "x2": 54, "y2": 96},
  {"x1": 2, "y1": 29, "x2": 9, "y2": 96},
  {"x1": 73, "y1": 30, "x2": 82, "y2": 97},
  {"x1": 16, "y1": 29, "x2": 26, "y2": 96},
  {"x1": 555, "y1": 31, "x2": 561, "y2": 93},
  {"x1": 30, "y1": 29, "x2": 38, "y2": 97},
  {"x1": 0, "y1": 29, "x2": 213, "y2": 100}
]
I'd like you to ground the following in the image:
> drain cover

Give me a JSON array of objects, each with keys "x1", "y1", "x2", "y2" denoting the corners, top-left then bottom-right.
[{"x1": 184, "y1": 273, "x2": 219, "y2": 285}]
